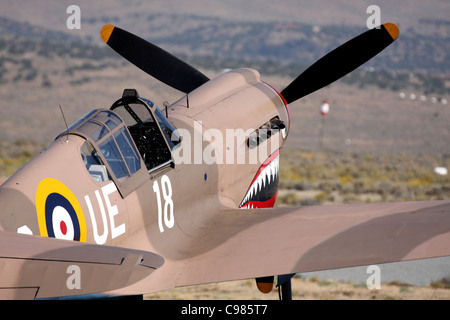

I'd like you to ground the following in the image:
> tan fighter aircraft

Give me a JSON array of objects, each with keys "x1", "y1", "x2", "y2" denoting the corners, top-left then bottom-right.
[{"x1": 1, "y1": 22, "x2": 449, "y2": 300}]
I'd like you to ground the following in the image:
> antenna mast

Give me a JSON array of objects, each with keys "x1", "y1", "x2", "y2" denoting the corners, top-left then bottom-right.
[{"x1": 59, "y1": 105, "x2": 69, "y2": 142}]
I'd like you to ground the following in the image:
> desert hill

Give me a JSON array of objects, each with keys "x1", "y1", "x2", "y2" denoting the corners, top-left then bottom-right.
[{"x1": 0, "y1": 1, "x2": 448, "y2": 153}]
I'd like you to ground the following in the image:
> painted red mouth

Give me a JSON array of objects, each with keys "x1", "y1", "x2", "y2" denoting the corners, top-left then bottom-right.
[{"x1": 239, "y1": 149, "x2": 280, "y2": 209}]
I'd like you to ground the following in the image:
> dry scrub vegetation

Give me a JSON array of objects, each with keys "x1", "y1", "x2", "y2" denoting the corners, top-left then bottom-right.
[
  {"x1": 276, "y1": 149, "x2": 450, "y2": 207},
  {"x1": 0, "y1": 139, "x2": 46, "y2": 181},
  {"x1": 145, "y1": 275, "x2": 450, "y2": 300}
]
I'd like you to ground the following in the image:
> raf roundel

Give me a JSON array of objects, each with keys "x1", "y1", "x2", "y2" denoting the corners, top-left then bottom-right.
[{"x1": 36, "y1": 178, "x2": 87, "y2": 242}]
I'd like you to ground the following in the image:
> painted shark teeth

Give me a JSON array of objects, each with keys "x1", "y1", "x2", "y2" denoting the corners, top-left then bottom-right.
[{"x1": 240, "y1": 153, "x2": 279, "y2": 208}]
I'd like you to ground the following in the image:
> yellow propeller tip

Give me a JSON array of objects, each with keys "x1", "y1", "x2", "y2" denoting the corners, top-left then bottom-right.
[
  {"x1": 383, "y1": 23, "x2": 399, "y2": 40},
  {"x1": 100, "y1": 24, "x2": 115, "y2": 43}
]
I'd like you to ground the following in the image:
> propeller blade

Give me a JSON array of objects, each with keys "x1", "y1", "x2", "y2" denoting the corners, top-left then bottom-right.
[
  {"x1": 280, "y1": 23, "x2": 399, "y2": 104},
  {"x1": 101, "y1": 25, "x2": 210, "y2": 93}
]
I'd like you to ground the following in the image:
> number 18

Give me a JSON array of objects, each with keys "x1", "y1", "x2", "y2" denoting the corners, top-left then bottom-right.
[{"x1": 153, "y1": 175, "x2": 174, "y2": 233}]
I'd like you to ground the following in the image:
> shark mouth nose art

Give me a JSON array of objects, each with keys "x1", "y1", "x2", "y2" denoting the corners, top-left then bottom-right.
[{"x1": 239, "y1": 149, "x2": 280, "y2": 209}]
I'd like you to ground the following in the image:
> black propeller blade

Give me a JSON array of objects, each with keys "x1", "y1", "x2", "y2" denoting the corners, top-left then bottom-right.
[
  {"x1": 281, "y1": 23, "x2": 399, "y2": 104},
  {"x1": 101, "y1": 25, "x2": 210, "y2": 93}
]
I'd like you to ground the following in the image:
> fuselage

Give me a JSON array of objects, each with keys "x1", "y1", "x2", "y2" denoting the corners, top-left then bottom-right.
[{"x1": 0, "y1": 68, "x2": 290, "y2": 261}]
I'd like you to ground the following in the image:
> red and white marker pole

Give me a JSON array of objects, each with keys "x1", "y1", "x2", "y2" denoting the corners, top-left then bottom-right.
[{"x1": 319, "y1": 100, "x2": 329, "y2": 149}]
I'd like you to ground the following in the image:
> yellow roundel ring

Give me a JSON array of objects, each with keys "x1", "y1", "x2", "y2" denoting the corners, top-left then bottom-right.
[{"x1": 36, "y1": 178, "x2": 87, "y2": 242}]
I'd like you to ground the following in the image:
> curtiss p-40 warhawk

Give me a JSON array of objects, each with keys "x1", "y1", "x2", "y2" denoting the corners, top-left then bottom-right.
[{"x1": 1, "y1": 21, "x2": 449, "y2": 300}]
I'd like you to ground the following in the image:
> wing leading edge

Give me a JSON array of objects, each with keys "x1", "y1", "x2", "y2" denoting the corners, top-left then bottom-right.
[
  {"x1": 121, "y1": 200, "x2": 450, "y2": 295},
  {"x1": 0, "y1": 231, "x2": 164, "y2": 299}
]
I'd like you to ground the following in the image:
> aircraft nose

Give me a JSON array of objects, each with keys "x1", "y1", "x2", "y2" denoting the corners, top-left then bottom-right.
[{"x1": 0, "y1": 185, "x2": 38, "y2": 235}]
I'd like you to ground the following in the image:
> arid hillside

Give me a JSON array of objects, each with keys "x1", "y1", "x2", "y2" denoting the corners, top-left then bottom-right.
[{"x1": 0, "y1": 1, "x2": 448, "y2": 150}]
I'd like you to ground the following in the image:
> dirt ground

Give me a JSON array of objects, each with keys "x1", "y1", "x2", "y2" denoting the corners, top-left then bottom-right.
[{"x1": 144, "y1": 276, "x2": 450, "y2": 300}]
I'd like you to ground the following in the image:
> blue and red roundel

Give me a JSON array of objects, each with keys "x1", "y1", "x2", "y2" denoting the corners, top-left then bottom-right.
[{"x1": 36, "y1": 178, "x2": 87, "y2": 242}]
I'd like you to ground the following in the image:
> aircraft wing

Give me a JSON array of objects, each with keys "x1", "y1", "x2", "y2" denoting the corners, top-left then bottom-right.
[
  {"x1": 0, "y1": 231, "x2": 164, "y2": 299},
  {"x1": 126, "y1": 200, "x2": 450, "y2": 294}
]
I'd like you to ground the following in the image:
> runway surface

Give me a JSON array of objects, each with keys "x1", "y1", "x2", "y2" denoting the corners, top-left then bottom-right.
[{"x1": 300, "y1": 256, "x2": 450, "y2": 286}]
